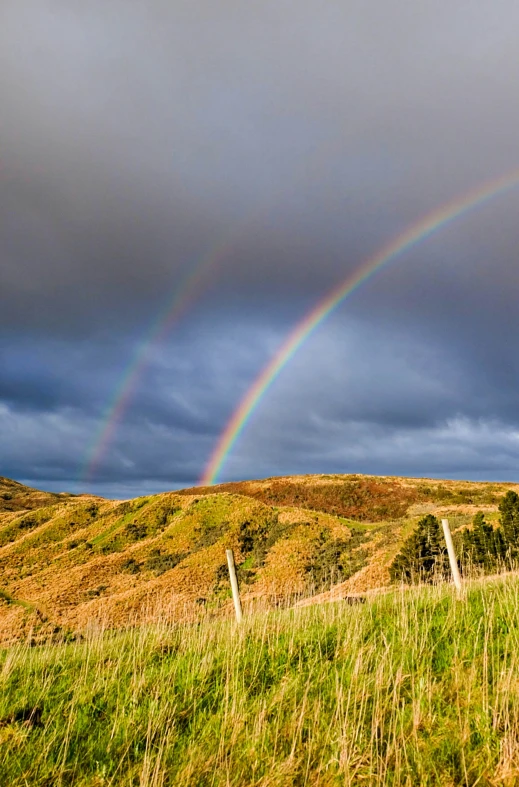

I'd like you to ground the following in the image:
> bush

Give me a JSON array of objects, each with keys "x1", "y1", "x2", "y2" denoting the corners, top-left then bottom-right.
[
  {"x1": 214, "y1": 563, "x2": 229, "y2": 585},
  {"x1": 18, "y1": 516, "x2": 38, "y2": 530},
  {"x1": 124, "y1": 522, "x2": 148, "y2": 541},
  {"x1": 145, "y1": 550, "x2": 187, "y2": 576},
  {"x1": 194, "y1": 520, "x2": 228, "y2": 550},
  {"x1": 100, "y1": 541, "x2": 122, "y2": 555},
  {"x1": 153, "y1": 503, "x2": 180, "y2": 528},
  {"x1": 120, "y1": 558, "x2": 141, "y2": 574}
]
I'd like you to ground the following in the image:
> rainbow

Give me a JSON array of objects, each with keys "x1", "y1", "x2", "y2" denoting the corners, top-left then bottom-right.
[
  {"x1": 80, "y1": 227, "x2": 248, "y2": 484},
  {"x1": 200, "y1": 169, "x2": 519, "y2": 486},
  {"x1": 79, "y1": 131, "x2": 361, "y2": 485}
]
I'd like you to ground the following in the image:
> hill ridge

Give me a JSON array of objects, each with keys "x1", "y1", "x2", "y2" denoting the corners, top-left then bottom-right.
[{"x1": 1, "y1": 473, "x2": 517, "y2": 645}]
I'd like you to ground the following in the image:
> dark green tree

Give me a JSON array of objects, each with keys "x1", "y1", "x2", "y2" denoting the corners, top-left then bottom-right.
[
  {"x1": 462, "y1": 511, "x2": 506, "y2": 572},
  {"x1": 390, "y1": 514, "x2": 450, "y2": 584},
  {"x1": 499, "y1": 491, "x2": 519, "y2": 558}
]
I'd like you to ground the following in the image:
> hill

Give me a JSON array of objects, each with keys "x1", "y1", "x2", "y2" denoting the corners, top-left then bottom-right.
[
  {"x1": 0, "y1": 476, "x2": 76, "y2": 513},
  {"x1": 0, "y1": 473, "x2": 517, "y2": 645}
]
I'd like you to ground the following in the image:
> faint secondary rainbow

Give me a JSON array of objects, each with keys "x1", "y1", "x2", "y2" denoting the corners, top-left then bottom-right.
[
  {"x1": 80, "y1": 227, "x2": 250, "y2": 484},
  {"x1": 79, "y1": 130, "x2": 365, "y2": 485},
  {"x1": 200, "y1": 169, "x2": 519, "y2": 486}
]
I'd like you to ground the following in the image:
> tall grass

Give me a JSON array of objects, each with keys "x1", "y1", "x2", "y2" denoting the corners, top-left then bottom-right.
[{"x1": 2, "y1": 577, "x2": 519, "y2": 786}]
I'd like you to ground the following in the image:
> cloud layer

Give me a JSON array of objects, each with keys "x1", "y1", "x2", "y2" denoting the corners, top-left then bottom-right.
[{"x1": 1, "y1": 1, "x2": 519, "y2": 496}]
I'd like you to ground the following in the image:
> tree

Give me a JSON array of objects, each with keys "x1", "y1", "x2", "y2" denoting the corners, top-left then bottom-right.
[
  {"x1": 499, "y1": 491, "x2": 519, "y2": 558},
  {"x1": 390, "y1": 514, "x2": 450, "y2": 584},
  {"x1": 462, "y1": 511, "x2": 506, "y2": 573}
]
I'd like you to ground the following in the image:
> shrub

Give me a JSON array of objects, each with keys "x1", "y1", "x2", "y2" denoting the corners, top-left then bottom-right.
[
  {"x1": 153, "y1": 503, "x2": 180, "y2": 528},
  {"x1": 120, "y1": 558, "x2": 141, "y2": 574},
  {"x1": 145, "y1": 550, "x2": 187, "y2": 576},
  {"x1": 194, "y1": 520, "x2": 228, "y2": 550},
  {"x1": 18, "y1": 516, "x2": 38, "y2": 530},
  {"x1": 100, "y1": 541, "x2": 122, "y2": 555},
  {"x1": 124, "y1": 522, "x2": 148, "y2": 541},
  {"x1": 214, "y1": 563, "x2": 229, "y2": 585}
]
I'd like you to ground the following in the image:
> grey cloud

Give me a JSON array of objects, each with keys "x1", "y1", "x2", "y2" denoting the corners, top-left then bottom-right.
[
  {"x1": 2, "y1": 1, "x2": 519, "y2": 330},
  {"x1": 220, "y1": 315, "x2": 519, "y2": 482},
  {"x1": 0, "y1": 317, "x2": 280, "y2": 494},
  {"x1": 2, "y1": 1, "x2": 519, "y2": 492},
  {"x1": 2, "y1": 309, "x2": 519, "y2": 495},
  {"x1": 221, "y1": 416, "x2": 519, "y2": 487}
]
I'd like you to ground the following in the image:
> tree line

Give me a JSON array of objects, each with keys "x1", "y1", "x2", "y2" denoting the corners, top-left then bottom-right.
[{"x1": 390, "y1": 490, "x2": 519, "y2": 584}]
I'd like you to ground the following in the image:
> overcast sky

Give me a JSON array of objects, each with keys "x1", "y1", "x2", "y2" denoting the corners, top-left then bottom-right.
[{"x1": 2, "y1": 1, "x2": 519, "y2": 498}]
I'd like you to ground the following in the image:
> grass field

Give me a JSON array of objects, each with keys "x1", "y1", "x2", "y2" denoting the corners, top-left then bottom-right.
[{"x1": 2, "y1": 575, "x2": 519, "y2": 786}]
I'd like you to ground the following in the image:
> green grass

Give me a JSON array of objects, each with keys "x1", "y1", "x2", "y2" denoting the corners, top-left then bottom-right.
[
  {"x1": 2, "y1": 578, "x2": 519, "y2": 785},
  {"x1": 0, "y1": 590, "x2": 34, "y2": 610}
]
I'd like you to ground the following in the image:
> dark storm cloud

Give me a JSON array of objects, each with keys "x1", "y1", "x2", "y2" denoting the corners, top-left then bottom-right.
[
  {"x1": 2, "y1": 1, "x2": 519, "y2": 494},
  {"x1": 222, "y1": 316, "x2": 519, "y2": 485},
  {"x1": 0, "y1": 318, "x2": 282, "y2": 494},
  {"x1": 2, "y1": 0, "x2": 519, "y2": 326}
]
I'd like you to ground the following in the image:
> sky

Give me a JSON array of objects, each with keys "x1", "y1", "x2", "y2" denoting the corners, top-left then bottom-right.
[{"x1": 1, "y1": 0, "x2": 519, "y2": 498}]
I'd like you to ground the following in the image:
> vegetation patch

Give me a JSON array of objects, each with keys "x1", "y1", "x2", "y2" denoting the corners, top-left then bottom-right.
[
  {"x1": 3, "y1": 475, "x2": 519, "y2": 650},
  {"x1": 0, "y1": 589, "x2": 33, "y2": 610},
  {"x1": 145, "y1": 549, "x2": 187, "y2": 576},
  {"x1": 182, "y1": 477, "x2": 423, "y2": 521},
  {"x1": 120, "y1": 558, "x2": 141, "y2": 575},
  {"x1": 305, "y1": 528, "x2": 369, "y2": 591},
  {"x1": 0, "y1": 507, "x2": 57, "y2": 547},
  {"x1": 391, "y1": 492, "x2": 519, "y2": 584},
  {"x1": 0, "y1": 476, "x2": 66, "y2": 513}
]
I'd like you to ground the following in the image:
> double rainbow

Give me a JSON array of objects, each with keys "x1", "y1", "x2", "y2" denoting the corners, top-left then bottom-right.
[
  {"x1": 80, "y1": 231, "x2": 242, "y2": 483},
  {"x1": 200, "y1": 170, "x2": 519, "y2": 486},
  {"x1": 79, "y1": 135, "x2": 350, "y2": 485},
  {"x1": 79, "y1": 131, "x2": 367, "y2": 484}
]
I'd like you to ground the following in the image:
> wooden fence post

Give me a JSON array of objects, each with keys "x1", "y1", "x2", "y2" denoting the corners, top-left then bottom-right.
[
  {"x1": 226, "y1": 549, "x2": 243, "y2": 623},
  {"x1": 441, "y1": 519, "x2": 463, "y2": 592}
]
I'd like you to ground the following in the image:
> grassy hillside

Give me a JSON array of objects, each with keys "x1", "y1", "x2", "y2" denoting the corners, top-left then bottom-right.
[
  {"x1": 2, "y1": 576, "x2": 519, "y2": 786},
  {"x1": 0, "y1": 476, "x2": 75, "y2": 513},
  {"x1": 180, "y1": 474, "x2": 506, "y2": 520},
  {"x1": 1, "y1": 474, "x2": 518, "y2": 645}
]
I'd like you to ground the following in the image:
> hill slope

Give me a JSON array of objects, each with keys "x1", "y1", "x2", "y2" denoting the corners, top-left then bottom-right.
[
  {"x1": 0, "y1": 476, "x2": 76, "y2": 513},
  {"x1": 0, "y1": 474, "x2": 517, "y2": 644}
]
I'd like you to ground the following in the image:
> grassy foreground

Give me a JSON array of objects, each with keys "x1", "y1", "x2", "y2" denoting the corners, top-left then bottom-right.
[{"x1": 2, "y1": 578, "x2": 519, "y2": 786}]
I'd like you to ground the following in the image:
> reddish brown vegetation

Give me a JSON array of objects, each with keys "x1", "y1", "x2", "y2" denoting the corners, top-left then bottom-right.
[{"x1": 180, "y1": 477, "x2": 423, "y2": 522}]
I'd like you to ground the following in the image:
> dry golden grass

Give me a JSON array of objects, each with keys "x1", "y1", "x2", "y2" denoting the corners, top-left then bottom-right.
[
  {"x1": 0, "y1": 475, "x2": 86, "y2": 513},
  {"x1": 0, "y1": 473, "x2": 517, "y2": 644}
]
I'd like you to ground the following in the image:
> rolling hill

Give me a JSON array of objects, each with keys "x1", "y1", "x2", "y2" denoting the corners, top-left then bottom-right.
[
  {"x1": 0, "y1": 473, "x2": 516, "y2": 645},
  {"x1": 0, "y1": 476, "x2": 76, "y2": 513}
]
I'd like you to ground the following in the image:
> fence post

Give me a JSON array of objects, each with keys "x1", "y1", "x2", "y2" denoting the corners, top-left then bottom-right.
[
  {"x1": 226, "y1": 549, "x2": 243, "y2": 623},
  {"x1": 441, "y1": 519, "x2": 462, "y2": 592}
]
